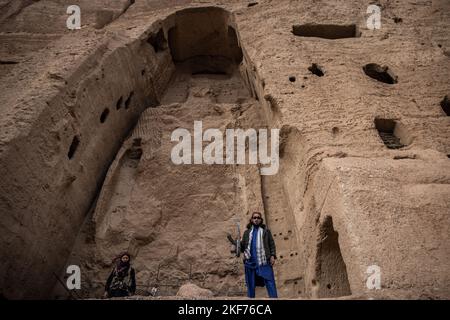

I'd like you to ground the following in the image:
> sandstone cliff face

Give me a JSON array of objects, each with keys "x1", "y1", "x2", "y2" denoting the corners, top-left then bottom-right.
[{"x1": 0, "y1": 0, "x2": 449, "y2": 299}]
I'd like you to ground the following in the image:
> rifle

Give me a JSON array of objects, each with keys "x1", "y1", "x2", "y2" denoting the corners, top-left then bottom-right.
[{"x1": 226, "y1": 221, "x2": 241, "y2": 257}]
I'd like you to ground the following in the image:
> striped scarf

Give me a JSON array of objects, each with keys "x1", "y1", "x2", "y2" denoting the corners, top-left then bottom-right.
[{"x1": 244, "y1": 226, "x2": 267, "y2": 266}]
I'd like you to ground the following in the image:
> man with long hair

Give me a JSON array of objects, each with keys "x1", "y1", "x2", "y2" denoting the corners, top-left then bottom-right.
[{"x1": 240, "y1": 211, "x2": 278, "y2": 298}]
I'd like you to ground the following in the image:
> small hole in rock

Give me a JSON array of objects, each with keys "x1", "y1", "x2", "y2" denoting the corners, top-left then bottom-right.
[
  {"x1": 440, "y1": 95, "x2": 450, "y2": 116},
  {"x1": 308, "y1": 63, "x2": 324, "y2": 77},
  {"x1": 125, "y1": 92, "x2": 134, "y2": 109},
  {"x1": 363, "y1": 63, "x2": 397, "y2": 84},
  {"x1": 128, "y1": 147, "x2": 143, "y2": 160},
  {"x1": 141, "y1": 69, "x2": 146, "y2": 76},
  {"x1": 327, "y1": 284, "x2": 332, "y2": 289},
  {"x1": 289, "y1": 76, "x2": 296, "y2": 82},
  {"x1": 248, "y1": 2, "x2": 258, "y2": 7},
  {"x1": 133, "y1": 138, "x2": 142, "y2": 147},
  {"x1": 116, "y1": 97, "x2": 123, "y2": 110},
  {"x1": 148, "y1": 29, "x2": 168, "y2": 53},
  {"x1": 0, "y1": 60, "x2": 19, "y2": 65},
  {"x1": 393, "y1": 17, "x2": 403, "y2": 23},
  {"x1": 68, "y1": 136, "x2": 80, "y2": 160},
  {"x1": 332, "y1": 127, "x2": 339, "y2": 135},
  {"x1": 100, "y1": 108, "x2": 110, "y2": 123}
]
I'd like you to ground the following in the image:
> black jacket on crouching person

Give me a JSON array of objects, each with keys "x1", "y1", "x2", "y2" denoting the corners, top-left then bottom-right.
[
  {"x1": 240, "y1": 223, "x2": 277, "y2": 263},
  {"x1": 105, "y1": 252, "x2": 136, "y2": 298}
]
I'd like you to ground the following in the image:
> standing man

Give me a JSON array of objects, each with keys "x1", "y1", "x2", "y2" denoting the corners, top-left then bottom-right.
[{"x1": 240, "y1": 211, "x2": 278, "y2": 298}]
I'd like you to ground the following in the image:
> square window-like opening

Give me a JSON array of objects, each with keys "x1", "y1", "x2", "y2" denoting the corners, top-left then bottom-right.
[
  {"x1": 292, "y1": 24, "x2": 359, "y2": 39},
  {"x1": 375, "y1": 119, "x2": 409, "y2": 149}
]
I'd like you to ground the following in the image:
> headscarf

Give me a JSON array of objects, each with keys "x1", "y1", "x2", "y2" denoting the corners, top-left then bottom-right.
[{"x1": 113, "y1": 252, "x2": 131, "y2": 277}]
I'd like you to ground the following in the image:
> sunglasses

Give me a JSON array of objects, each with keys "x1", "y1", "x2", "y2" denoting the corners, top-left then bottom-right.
[{"x1": 252, "y1": 216, "x2": 262, "y2": 220}]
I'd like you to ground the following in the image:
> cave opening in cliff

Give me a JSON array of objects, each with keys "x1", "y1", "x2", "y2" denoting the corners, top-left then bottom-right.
[
  {"x1": 168, "y1": 7, "x2": 243, "y2": 76},
  {"x1": 375, "y1": 118, "x2": 408, "y2": 149},
  {"x1": 292, "y1": 24, "x2": 359, "y2": 39},
  {"x1": 124, "y1": 91, "x2": 134, "y2": 109},
  {"x1": 0, "y1": 60, "x2": 19, "y2": 65},
  {"x1": 308, "y1": 63, "x2": 324, "y2": 77},
  {"x1": 148, "y1": 28, "x2": 168, "y2": 53},
  {"x1": 67, "y1": 136, "x2": 80, "y2": 160},
  {"x1": 127, "y1": 139, "x2": 143, "y2": 162},
  {"x1": 441, "y1": 95, "x2": 450, "y2": 116},
  {"x1": 116, "y1": 96, "x2": 123, "y2": 110},
  {"x1": 63, "y1": 6, "x2": 276, "y2": 299},
  {"x1": 100, "y1": 108, "x2": 110, "y2": 123},
  {"x1": 315, "y1": 216, "x2": 351, "y2": 298},
  {"x1": 363, "y1": 63, "x2": 397, "y2": 84}
]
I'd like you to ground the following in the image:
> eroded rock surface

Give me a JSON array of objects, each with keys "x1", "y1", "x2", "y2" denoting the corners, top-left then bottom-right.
[{"x1": 0, "y1": 0, "x2": 449, "y2": 299}]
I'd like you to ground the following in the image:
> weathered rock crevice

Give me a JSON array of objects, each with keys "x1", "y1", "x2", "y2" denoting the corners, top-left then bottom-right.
[{"x1": 0, "y1": 12, "x2": 174, "y2": 300}]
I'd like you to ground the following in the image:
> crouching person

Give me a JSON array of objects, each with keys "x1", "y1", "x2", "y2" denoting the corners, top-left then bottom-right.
[{"x1": 104, "y1": 252, "x2": 136, "y2": 298}]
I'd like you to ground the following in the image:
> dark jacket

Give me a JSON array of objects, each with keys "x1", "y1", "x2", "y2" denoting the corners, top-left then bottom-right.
[
  {"x1": 105, "y1": 267, "x2": 136, "y2": 297},
  {"x1": 240, "y1": 224, "x2": 277, "y2": 262}
]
